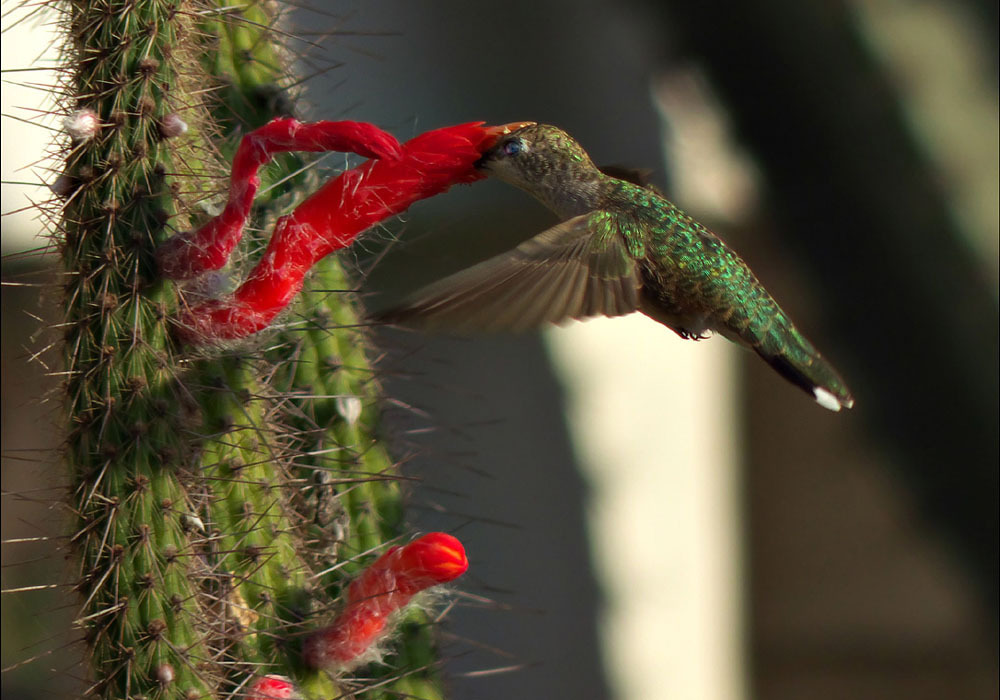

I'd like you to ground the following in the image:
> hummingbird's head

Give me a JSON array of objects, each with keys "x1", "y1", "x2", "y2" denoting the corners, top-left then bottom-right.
[{"x1": 476, "y1": 124, "x2": 600, "y2": 196}]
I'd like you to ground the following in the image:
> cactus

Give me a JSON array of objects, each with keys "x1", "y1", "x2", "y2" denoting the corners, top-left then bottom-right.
[{"x1": 56, "y1": 1, "x2": 454, "y2": 697}]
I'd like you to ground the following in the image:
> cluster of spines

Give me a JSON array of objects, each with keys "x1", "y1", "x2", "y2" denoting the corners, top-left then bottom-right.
[
  {"x1": 188, "y1": 353, "x2": 326, "y2": 695},
  {"x1": 60, "y1": 1, "x2": 219, "y2": 696}
]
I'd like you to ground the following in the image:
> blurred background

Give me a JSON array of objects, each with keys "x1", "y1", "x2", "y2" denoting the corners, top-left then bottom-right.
[{"x1": 3, "y1": 1, "x2": 997, "y2": 699}]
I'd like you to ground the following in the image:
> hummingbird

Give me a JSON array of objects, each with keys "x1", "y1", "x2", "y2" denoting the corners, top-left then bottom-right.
[{"x1": 376, "y1": 124, "x2": 854, "y2": 411}]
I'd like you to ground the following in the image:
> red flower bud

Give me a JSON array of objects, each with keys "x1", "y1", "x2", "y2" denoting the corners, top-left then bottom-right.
[
  {"x1": 303, "y1": 532, "x2": 468, "y2": 670},
  {"x1": 386, "y1": 531, "x2": 469, "y2": 591}
]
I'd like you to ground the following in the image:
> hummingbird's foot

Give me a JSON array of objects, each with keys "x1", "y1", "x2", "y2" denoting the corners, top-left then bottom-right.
[{"x1": 676, "y1": 328, "x2": 712, "y2": 341}]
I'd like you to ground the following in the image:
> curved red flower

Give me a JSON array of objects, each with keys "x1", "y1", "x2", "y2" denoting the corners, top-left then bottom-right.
[
  {"x1": 170, "y1": 120, "x2": 532, "y2": 343},
  {"x1": 303, "y1": 532, "x2": 468, "y2": 670}
]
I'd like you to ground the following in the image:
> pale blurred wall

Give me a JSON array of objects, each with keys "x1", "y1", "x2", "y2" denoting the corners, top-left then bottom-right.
[{"x1": 2, "y1": 8, "x2": 75, "y2": 697}]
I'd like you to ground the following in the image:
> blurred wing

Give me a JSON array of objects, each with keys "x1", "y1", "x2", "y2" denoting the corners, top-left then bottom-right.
[
  {"x1": 598, "y1": 164, "x2": 656, "y2": 190},
  {"x1": 375, "y1": 211, "x2": 642, "y2": 333}
]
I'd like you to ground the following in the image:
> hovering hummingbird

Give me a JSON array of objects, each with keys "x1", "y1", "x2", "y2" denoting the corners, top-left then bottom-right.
[{"x1": 376, "y1": 124, "x2": 854, "y2": 411}]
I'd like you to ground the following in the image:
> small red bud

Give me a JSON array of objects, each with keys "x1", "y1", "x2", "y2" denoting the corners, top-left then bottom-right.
[{"x1": 247, "y1": 674, "x2": 300, "y2": 700}]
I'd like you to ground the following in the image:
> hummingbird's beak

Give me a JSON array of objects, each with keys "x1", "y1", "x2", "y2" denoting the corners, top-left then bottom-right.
[{"x1": 477, "y1": 121, "x2": 535, "y2": 169}]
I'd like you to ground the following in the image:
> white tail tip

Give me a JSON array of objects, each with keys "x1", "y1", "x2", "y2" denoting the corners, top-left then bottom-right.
[{"x1": 813, "y1": 387, "x2": 843, "y2": 412}]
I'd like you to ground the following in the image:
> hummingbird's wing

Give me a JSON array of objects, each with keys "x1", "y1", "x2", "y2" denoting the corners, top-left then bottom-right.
[{"x1": 374, "y1": 211, "x2": 642, "y2": 333}]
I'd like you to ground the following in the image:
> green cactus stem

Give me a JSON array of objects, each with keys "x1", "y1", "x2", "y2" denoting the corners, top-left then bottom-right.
[
  {"x1": 61, "y1": 2, "x2": 221, "y2": 696},
  {"x1": 59, "y1": 1, "x2": 456, "y2": 697}
]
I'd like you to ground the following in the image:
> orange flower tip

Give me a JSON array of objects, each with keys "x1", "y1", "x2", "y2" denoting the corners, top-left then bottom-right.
[
  {"x1": 406, "y1": 532, "x2": 469, "y2": 582},
  {"x1": 433, "y1": 555, "x2": 469, "y2": 581},
  {"x1": 480, "y1": 121, "x2": 536, "y2": 149},
  {"x1": 483, "y1": 121, "x2": 536, "y2": 138}
]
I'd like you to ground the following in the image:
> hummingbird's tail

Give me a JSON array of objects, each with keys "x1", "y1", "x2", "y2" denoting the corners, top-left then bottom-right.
[{"x1": 752, "y1": 325, "x2": 854, "y2": 411}]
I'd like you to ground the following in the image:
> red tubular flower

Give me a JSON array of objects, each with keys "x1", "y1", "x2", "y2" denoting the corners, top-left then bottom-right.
[
  {"x1": 247, "y1": 674, "x2": 300, "y2": 700},
  {"x1": 157, "y1": 118, "x2": 403, "y2": 280},
  {"x1": 303, "y1": 532, "x2": 468, "y2": 671},
  {"x1": 174, "y1": 120, "x2": 533, "y2": 343}
]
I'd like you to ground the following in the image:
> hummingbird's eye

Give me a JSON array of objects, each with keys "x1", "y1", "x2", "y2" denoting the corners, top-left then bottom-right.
[{"x1": 502, "y1": 139, "x2": 524, "y2": 157}]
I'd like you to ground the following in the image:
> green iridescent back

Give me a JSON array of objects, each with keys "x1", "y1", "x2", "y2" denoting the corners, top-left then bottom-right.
[{"x1": 604, "y1": 177, "x2": 851, "y2": 406}]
